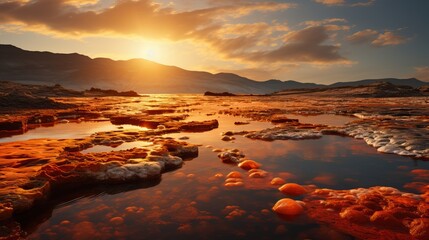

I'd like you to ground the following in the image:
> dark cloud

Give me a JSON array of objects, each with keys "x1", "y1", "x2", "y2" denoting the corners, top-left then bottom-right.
[
  {"x1": 246, "y1": 26, "x2": 347, "y2": 63},
  {"x1": 195, "y1": 25, "x2": 348, "y2": 64}
]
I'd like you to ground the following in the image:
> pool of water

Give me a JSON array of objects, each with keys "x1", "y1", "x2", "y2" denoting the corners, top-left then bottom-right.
[
  {"x1": 283, "y1": 114, "x2": 356, "y2": 127},
  {"x1": 20, "y1": 111, "x2": 428, "y2": 240},
  {"x1": 0, "y1": 122, "x2": 148, "y2": 143},
  {"x1": 81, "y1": 141, "x2": 154, "y2": 154}
]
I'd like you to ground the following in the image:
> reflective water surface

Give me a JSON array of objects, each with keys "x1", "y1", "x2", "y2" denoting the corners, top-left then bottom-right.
[
  {"x1": 0, "y1": 122, "x2": 147, "y2": 143},
  {"x1": 17, "y1": 109, "x2": 428, "y2": 240},
  {"x1": 2, "y1": 95, "x2": 427, "y2": 240}
]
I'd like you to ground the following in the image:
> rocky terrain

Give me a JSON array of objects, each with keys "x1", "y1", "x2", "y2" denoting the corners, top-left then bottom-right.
[
  {"x1": 0, "y1": 81, "x2": 139, "y2": 98},
  {"x1": 0, "y1": 93, "x2": 428, "y2": 239},
  {"x1": 0, "y1": 91, "x2": 76, "y2": 110},
  {"x1": 0, "y1": 81, "x2": 141, "y2": 111}
]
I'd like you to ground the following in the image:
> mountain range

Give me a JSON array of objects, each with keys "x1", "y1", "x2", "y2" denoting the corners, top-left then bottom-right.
[{"x1": 0, "y1": 44, "x2": 427, "y2": 94}]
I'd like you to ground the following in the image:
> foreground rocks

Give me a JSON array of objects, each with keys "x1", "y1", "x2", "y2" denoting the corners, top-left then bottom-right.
[
  {"x1": 304, "y1": 186, "x2": 429, "y2": 240},
  {"x1": 0, "y1": 132, "x2": 198, "y2": 223},
  {"x1": 0, "y1": 92, "x2": 428, "y2": 239},
  {"x1": 219, "y1": 97, "x2": 429, "y2": 159},
  {"x1": 345, "y1": 117, "x2": 429, "y2": 159},
  {"x1": 0, "y1": 91, "x2": 76, "y2": 109}
]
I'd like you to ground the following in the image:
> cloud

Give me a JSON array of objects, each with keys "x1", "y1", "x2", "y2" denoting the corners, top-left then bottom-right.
[
  {"x1": 314, "y1": 0, "x2": 375, "y2": 7},
  {"x1": 213, "y1": 26, "x2": 350, "y2": 64},
  {"x1": 302, "y1": 18, "x2": 350, "y2": 31},
  {"x1": 371, "y1": 31, "x2": 409, "y2": 47},
  {"x1": 314, "y1": 0, "x2": 345, "y2": 6},
  {"x1": 64, "y1": 0, "x2": 99, "y2": 6},
  {"x1": 351, "y1": 0, "x2": 375, "y2": 7},
  {"x1": 414, "y1": 66, "x2": 429, "y2": 81},
  {"x1": 0, "y1": 0, "x2": 293, "y2": 39},
  {"x1": 346, "y1": 29, "x2": 378, "y2": 44},
  {"x1": 302, "y1": 18, "x2": 348, "y2": 26},
  {"x1": 347, "y1": 29, "x2": 409, "y2": 47},
  {"x1": 249, "y1": 26, "x2": 348, "y2": 63},
  {"x1": 0, "y1": 0, "x2": 349, "y2": 65}
]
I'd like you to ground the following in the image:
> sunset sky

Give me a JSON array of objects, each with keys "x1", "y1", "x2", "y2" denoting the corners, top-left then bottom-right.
[{"x1": 0, "y1": 0, "x2": 428, "y2": 84}]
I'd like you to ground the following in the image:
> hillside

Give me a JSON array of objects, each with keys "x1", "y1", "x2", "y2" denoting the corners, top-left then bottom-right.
[
  {"x1": 272, "y1": 82, "x2": 429, "y2": 98},
  {"x1": 0, "y1": 44, "x2": 428, "y2": 94},
  {"x1": 0, "y1": 45, "x2": 316, "y2": 94}
]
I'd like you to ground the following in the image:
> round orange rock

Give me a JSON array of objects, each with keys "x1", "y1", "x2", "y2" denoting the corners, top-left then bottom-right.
[
  {"x1": 270, "y1": 177, "x2": 286, "y2": 185},
  {"x1": 226, "y1": 171, "x2": 242, "y2": 178},
  {"x1": 278, "y1": 183, "x2": 307, "y2": 196},
  {"x1": 238, "y1": 160, "x2": 261, "y2": 170},
  {"x1": 272, "y1": 198, "x2": 304, "y2": 215},
  {"x1": 109, "y1": 217, "x2": 124, "y2": 226},
  {"x1": 224, "y1": 181, "x2": 244, "y2": 187}
]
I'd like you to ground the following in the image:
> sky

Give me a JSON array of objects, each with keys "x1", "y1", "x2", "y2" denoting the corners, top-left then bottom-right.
[{"x1": 0, "y1": 0, "x2": 428, "y2": 84}]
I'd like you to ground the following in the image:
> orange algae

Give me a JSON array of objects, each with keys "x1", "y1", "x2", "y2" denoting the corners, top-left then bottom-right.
[
  {"x1": 279, "y1": 183, "x2": 307, "y2": 196},
  {"x1": 272, "y1": 198, "x2": 304, "y2": 216},
  {"x1": 305, "y1": 186, "x2": 429, "y2": 240}
]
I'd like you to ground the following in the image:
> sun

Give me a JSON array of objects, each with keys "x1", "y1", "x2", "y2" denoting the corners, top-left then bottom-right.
[{"x1": 140, "y1": 44, "x2": 162, "y2": 62}]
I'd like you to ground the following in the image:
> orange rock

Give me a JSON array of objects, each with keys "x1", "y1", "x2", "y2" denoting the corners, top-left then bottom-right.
[
  {"x1": 125, "y1": 206, "x2": 144, "y2": 213},
  {"x1": 339, "y1": 208, "x2": 369, "y2": 224},
  {"x1": 270, "y1": 177, "x2": 286, "y2": 185},
  {"x1": 278, "y1": 183, "x2": 307, "y2": 196},
  {"x1": 224, "y1": 182, "x2": 244, "y2": 188},
  {"x1": 0, "y1": 203, "x2": 13, "y2": 221},
  {"x1": 272, "y1": 198, "x2": 304, "y2": 216},
  {"x1": 60, "y1": 220, "x2": 71, "y2": 225},
  {"x1": 214, "y1": 173, "x2": 224, "y2": 178},
  {"x1": 409, "y1": 218, "x2": 429, "y2": 239},
  {"x1": 109, "y1": 217, "x2": 124, "y2": 226},
  {"x1": 225, "y1": 178, "x2": 242, "y2": 184},
  {"x1": 186, "y1": 173, "x2": 195, "y2": 178},
  {"x1": 260, "y1": 209, "x2": 270, "y2": 215},
  {"x1": 249, "y1": 169, "x2": 268, "y2": 178},
  {"x1": 223, "y1": 205, "x2": 246, "y2": 219},
  {"x1": 177, "y1": 224, "x2": 192, "y2": 233},
  {"x1": 237, "y1": 160, "x2": 261, "y2": 170},
  {"x1": 226, "y1": 171, "x2": 242, "y2": 178},
  {"x1": 370, "y1": 211, "x2": 404, "y2": 229}
]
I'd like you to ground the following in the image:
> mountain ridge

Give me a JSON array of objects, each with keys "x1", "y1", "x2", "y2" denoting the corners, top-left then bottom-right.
[{"x1": 0, "y1": 44, "x2": 427, "y2": 94}]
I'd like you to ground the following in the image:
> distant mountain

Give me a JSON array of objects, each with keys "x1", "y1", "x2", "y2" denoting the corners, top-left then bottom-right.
[
  {"x1": 0, "y1": 44, "x2": 428, "y2": 94},
  {"x1": 329, "y1": 78, "x2": 427, "y2": 89},
  {"x1": 273, "y1": 82, "x2": 429, "y2": 98},
  {"x1": 0, "y1": 44, "x2": 319, "y2": 94}
]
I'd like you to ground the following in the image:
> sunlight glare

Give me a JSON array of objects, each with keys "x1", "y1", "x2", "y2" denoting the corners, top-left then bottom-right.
[{"x1": 140, "y1": 43, "x2": 162, "y2": 61}]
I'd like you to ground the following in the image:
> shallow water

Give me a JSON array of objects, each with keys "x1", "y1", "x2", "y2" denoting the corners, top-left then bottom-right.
[
  {"x1": 81, "y1": 141, "x2": 154, "y2": 154},
  {"x1": 16, "y1": 107, "x2": 428, "y2": 240},
  {"x1": 0, "y1": 122, "x2": 147, "y2": 143},
  {"x1": 282, "y1": 114, "x2": 356, "y2": 127}
]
